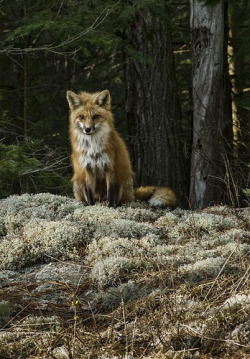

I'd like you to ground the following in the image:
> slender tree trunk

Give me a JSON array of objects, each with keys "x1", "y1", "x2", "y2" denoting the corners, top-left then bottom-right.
[
  {"x1": 23, "y1": 0, "x2": 28, "y2": 143},
  {"x1": 189, "y1": 0, "x2": 233, "y2": 208},
  {"x1": 23, "y1": 56, "x2": 28, "y2": 143},
  {"x1": 229, "y1": 2, "x2": 250, "y2": 204},
  {"x1": 125, "y1": 5, "x2": 188, "y2": 207}
]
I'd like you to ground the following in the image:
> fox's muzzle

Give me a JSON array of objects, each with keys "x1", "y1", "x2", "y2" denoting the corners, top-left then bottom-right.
[{"x1": 84, "y1": 125, "x2": 96, "y2": 135}]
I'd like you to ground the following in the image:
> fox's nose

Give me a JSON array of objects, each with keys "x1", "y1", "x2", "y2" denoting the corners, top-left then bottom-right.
[{"x1": 85, "y1": 127, "x2": 92, "y2": 134}]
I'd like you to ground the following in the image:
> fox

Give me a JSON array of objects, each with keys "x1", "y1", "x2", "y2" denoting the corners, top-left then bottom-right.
[{"x1": 66, "y1": 89, "x2": 177, "y2": 208}]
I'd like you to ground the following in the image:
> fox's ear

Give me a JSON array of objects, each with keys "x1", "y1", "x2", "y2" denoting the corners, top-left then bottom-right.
[
  {"x1": 66, "y1": 91, "x2": 82, "y2": 109},
  {"x1": 96, "y1": 90, "x2": 111, "y2": 109}
]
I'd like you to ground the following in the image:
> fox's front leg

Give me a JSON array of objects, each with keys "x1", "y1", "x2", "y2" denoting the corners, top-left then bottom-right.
[
  {"x1": 73, "y1": 180, "x2": 86, "y2": 203},
  {"x1": 85, "y1": 170, "x2": 96, "y2": 205},
  {"x1": 105, "y1": 171, "x2": 114, "y2": 207}
]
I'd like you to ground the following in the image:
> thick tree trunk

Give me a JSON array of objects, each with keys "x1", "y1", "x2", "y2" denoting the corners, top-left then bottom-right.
[
  {"x1": 125, "y1": 7, "x2": 188, "y2": 207},
  {"x1": 189, "y1": 0, "x2": 233, "y2": 208}
]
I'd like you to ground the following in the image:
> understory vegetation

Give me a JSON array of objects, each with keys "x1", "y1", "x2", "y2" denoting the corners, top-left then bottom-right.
[{"x1": 0, "y1": 193, "x2": 249, "y2": 358}]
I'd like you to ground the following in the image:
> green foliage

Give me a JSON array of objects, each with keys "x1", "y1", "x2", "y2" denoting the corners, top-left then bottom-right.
[
  {"x1": 0, "y1": 143, "x2": 37, "y2": 197},
  {"x1": 5, "y1": 10, "x2": 52, "y2": 41},
  {"x1": 0, "y1": 142, "x2": 71, "y2": 198},
  {"x1": 243, "y1": 188, "x2": 250, "y2": 197}
]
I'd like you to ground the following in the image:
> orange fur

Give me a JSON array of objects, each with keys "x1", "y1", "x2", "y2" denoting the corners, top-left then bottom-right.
[
  {"x1": 134, "y1": 186, "x2": 177, "y2": 208},
  {"x1": 67, "y1": 89, "x2": 134, "y2": 206},
  {"x1": 67, "y1": 89, "x2": 176, "y2": 208}
]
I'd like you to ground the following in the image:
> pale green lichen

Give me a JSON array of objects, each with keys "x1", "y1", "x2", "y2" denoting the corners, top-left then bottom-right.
[
  {"x1": 93, "y1": 217, "x2": 158, "y2": 238},
  {"x1": 226, "y1": 322, "x2": 250, "y2": 350},
  {"x1": 90, "y1": 256, "x2": 134, "y2": 288},
  {"x1": 0, "y1": 219, "x2": 91, "y2": 270},
  {"x1": 67, "y1": 204, "x2": 158, "y2": 238},
  {"x1": 0, "y1": 193, "x2": 249, "y2": 358},
  {"x1": 164, "y1": 212, "x2": 241, "y2": 243},
  {"x1": 179, "y1": 257, "x2": 225, "y2": 282},
  {"x1": 0, "y1": 193, "x2": 81, "y2": 221},
  {"x1": 155, "y1": 212, "x2": 179, "y2": 229},
  {"x1": 117, "y1": 206, "x2": 157, "y2": 222},
  {"x1": 222, "y1": 293, "x2": 250, "y2": 309},
  {"x1": 0, "y1": 193, "x2": 82, "y2": 236},
  {"x1": 87, "y1": 235, "x2": 162, "y2": 266},
  {"x1": 0, "y1": 193, "x2": 249, "y2": 287},
  {"x1": 86, "y1": 234, "x2": 177, "y2": 280}
]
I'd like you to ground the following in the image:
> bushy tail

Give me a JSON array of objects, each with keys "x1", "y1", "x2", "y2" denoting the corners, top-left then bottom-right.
[{"x1": 134, "y1": 186, "x2": 177, "y2": 208}]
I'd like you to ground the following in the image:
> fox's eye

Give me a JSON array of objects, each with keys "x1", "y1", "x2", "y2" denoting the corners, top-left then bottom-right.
[
  {"x1": 93, "y1": 114, "x2": 100, "y2": 120},
  {"x1": 79, "y1": 114, "x2": 84, "y2": 120}
]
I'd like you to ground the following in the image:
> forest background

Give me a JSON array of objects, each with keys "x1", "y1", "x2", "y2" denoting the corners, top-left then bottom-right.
[{"x1": 0, "y1": 0, "x2": 249, "y2": 209}]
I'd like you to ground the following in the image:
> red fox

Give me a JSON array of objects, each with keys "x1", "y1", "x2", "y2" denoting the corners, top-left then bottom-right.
[{"x1": 66, "y1": 89, "x2": 177, "y2": 208}]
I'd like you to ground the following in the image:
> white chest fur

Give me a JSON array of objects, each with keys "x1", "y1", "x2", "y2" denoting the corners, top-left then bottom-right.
[{"x1": 75, "y1": 123, "x2": 111, "y2": 175}]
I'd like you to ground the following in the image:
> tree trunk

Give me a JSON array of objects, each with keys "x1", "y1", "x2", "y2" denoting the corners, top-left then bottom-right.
[
  {"x1": 189, "y1": 0, "x2": 233, "y2": 208},
  {"x1": 229, "y1": 2, "x2": 250, "y2": 204},
  {"x1": 125, "y1": 6, "x2": 188, "y2": 207}
]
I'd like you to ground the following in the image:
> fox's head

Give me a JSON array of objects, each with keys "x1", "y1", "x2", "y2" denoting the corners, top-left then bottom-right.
[{"x1": 66, "y1": 90, "x2": 113, "y2": 135}]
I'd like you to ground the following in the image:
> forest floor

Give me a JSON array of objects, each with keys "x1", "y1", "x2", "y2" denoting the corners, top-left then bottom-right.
[{"x1": 0, "y1": 193, "x2": 249, "y2": 359}]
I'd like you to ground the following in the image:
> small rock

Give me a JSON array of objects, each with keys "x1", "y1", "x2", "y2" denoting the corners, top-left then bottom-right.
[{"x1": 35, "y1": 262, "x2": 86, "y2": 285}]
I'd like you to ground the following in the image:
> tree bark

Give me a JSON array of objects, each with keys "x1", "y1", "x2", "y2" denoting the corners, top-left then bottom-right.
[
  {"x1": 125, "y1": 6, "x2": 188, "y2": 207},
  {"x1": 189, "y1": 0, "x2": 233, "y2": 208},
  {"x1": 229, "y1": 2, "x2": 250, "y2": 204}
]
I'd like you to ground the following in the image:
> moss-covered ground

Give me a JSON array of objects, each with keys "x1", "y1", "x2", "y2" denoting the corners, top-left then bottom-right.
[{"x1": 0, "y1": 194, "x2": 249, "y2": 358}]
